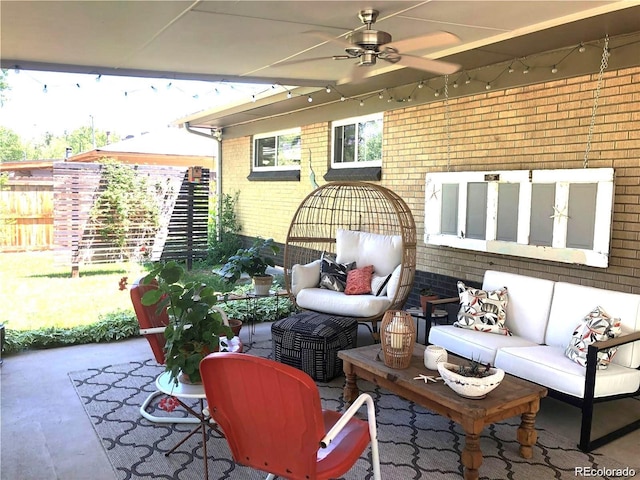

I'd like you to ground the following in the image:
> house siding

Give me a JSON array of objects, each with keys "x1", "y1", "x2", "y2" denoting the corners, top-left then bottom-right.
[{"x1": 220, "y1": 65, "x2": 640, "y2": 298}]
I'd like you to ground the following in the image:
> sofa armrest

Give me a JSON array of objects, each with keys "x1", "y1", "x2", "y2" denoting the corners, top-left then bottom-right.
[
  {"x1": 291, "y1": 259, "x2": 321, "y2": 296},
  {"x1": 589, "y1": 330, "x2": 640, "y2": 352}
]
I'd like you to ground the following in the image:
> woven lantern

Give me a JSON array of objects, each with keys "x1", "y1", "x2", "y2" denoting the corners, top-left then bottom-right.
[{"x1": 380, "y1": 310, "x2": 416, "y2": 369}]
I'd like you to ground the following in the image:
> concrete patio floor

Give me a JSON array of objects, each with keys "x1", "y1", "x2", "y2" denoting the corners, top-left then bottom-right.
[{"x1": 1, "y1": 321, "x2": 639, "y2": 480}]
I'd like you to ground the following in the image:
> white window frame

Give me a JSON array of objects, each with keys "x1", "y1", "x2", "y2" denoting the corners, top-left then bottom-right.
[
  {"x1": 331, "y1": 113, "x2": 383, "y2": 169},
  {"x1": 424, "y1": 168, "x2": 615, "y2": 268},
  {"x1": 253, "y1": 128, "x2": 301, "y2": 171}
]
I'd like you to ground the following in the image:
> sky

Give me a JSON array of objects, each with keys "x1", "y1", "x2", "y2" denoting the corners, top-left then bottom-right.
[{"x1": 0, "y1": 69, "x2": 268, "y2": 140}]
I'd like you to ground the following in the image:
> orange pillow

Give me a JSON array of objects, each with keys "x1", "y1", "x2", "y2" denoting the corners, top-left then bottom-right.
[{"x1": 344, "y1": 265, "x2": 374, "y2": 295}]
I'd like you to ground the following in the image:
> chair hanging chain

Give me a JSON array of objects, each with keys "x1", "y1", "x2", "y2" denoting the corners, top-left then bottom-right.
[
  {"x1": 444, "y1": 75, "x2": 451, "y2": 172},
  {"x1": 583, "y1": 36, "x2": 610, "y2": 169}
]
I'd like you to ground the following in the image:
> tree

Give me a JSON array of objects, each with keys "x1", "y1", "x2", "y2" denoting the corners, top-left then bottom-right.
[
  {"x1": 0, "y1": 69, "x2": 9, "y2": 107},
  {"x1": 0, "y1": 127, "x2": 25, "y2": 161}
]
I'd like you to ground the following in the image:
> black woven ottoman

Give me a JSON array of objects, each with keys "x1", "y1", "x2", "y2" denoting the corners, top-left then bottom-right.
[{"x1": 271, "y1": 312, "x2": 358, "y2": 381}]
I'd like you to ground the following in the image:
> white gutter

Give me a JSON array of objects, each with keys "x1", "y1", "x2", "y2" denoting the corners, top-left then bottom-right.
[{"x1": 183, "y1": 123, "x2": 223, "y2": 242}]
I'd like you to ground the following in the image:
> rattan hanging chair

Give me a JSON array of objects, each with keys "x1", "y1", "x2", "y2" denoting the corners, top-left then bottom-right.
[{"x1": 284, "y1": 182, "x2": 417, "y2": 338}]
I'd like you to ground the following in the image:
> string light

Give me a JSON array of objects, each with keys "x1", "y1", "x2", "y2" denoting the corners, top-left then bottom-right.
[
  {"x1": 523, "y1": 65, "x2": 530, "y2": 74},
  {"x1": 76, "y1": 83, "x2": 81, "y2": 88},
  {"x1": 359, "y1": 99, "x2": 365, "y2": 106},
  {"x1": 485, "y1": 83, "x2": 491, "y2": 90},
  {"x1": 287, "y1": 91, "x2": 292, "y2": 99},
  {"x1": 340, "y1": 95, "x2": 346, "y2": 102},
  {"x1": 579, "y1": 43, "x2": 586, "y2": 53},
  {"x1": 453, "y1": 81, "x2": 459, "y2": 88},
  {"x1": 251, "y1": 94, "x2": 256, "y2": 102},
  {"x1": 465, "y1": 76, "x2": 471, "y2": 85},
  {"x1": 551, "y1": 65, "x2": 558, "y2": 74},
  {"x1": 95, "y1": 74, "x2": 101, "y2": 82},
  {"x1": 418, "y1": 81, "x2": 424, "y2": 89},
  {"x1": 434, "y1": 90, "x2": 440, "y2": 97},
  {"x1": 14, "y1": 65, "x2": 20, "y2": 74},
  {"x1": 378, "y1": 91, "x2": 384, "y2": 99},
  {"x1": 307, "y1": 95, "x2": 313, "y2": 103},
  {"x1": 325, "y1": 86, "x2": 331, "y2": 93},
  {"x1": 508, "y1": 65, "x2": 514, "y2": 73},
  {"x1": 42, "y1": 85, "x2": 48, "y2": 93}
]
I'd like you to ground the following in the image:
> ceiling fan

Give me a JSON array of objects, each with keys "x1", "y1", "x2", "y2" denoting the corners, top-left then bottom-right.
[{"x1": 278, "y1": 9, "x2": 461, "y2": 83}]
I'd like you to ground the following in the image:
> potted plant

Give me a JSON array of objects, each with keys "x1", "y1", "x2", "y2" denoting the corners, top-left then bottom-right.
[
  {"x1": 219, "y1": 237, "x2": 280, "y2": 295},
  {"x1": 437, "y1": 358, "x2": 505, "y2": 399},
  {"x1": 419, "y1": 286, "x2": 439, "y2": 316},
  {"x1": 140, "y1": 261, "x2": 234, "y2": 385}
]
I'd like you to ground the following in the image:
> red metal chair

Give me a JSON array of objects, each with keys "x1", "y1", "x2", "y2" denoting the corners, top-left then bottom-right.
[
  {"x1": 130, "y1": 277, "x2": 201, "y2": 424},
  {"x1": 199, "y1": 352, "x2": 381, "y2": 480}
]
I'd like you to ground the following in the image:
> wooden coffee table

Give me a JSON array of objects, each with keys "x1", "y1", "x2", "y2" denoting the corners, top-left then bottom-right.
[{"x1": 338, "y1": 344, "x2": 547, "y2": 480}]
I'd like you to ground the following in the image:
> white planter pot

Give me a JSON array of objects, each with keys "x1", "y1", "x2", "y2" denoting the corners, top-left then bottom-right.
[
  {"x1": 252, "y1": 275, "x2": 273, "y2": 296},
  {"x1": 437, "y1": 362, "x2": 505, "y2": 399}
]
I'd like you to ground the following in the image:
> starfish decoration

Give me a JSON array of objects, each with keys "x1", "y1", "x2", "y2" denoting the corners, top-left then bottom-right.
[
  {"x1": 550, "y1": 205, "x2": 569, "y2": 220},
  {"x1": 413, "y1": 374, "x2": 442, "y2": 383}
]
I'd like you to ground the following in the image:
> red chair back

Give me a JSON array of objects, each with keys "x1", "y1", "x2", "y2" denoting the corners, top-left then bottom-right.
[
  {"x1": 130, "y1": 277, "x2": 169, "y2": 365},
  {"x1": 200, "y1": 352, "x2": 327, "y2": 479}
]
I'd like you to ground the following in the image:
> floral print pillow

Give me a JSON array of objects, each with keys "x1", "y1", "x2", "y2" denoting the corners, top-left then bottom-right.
[
  {"x1": 453, "y1": 281, "x2": 511, "y2": 335},
  {"x1": 565, "y1": 306, "x2": 621, "y2": 369}
]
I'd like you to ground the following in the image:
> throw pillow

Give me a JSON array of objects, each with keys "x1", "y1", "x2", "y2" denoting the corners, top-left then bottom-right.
[
  {"x1": 454, "y1": 281, "x2": 511, "y2": 335},
  {"x1": 319, "y1": 253, "x2": 355, "y2": 292},
  {"x1": 345, "y1": 265, "x2": 374, "y2": 295},
  {"x1": 371, "y1": 272, "x2": 392, "y2": 297},
  {"x1": 564, "y1": 306, "x2": 622, "y2": 369}
]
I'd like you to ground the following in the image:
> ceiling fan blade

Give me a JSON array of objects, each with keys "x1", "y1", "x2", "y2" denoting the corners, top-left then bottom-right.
[
  {"x1": 274, "y1": 56, "x2": 348, "y2": 67},
  {"x1": 305, "y1": 30, "x2": 355, "y2": 50},
  {"x1": 393, "y1": 54, "x2": 461, "y2": 75},
  {"x1": 386, "y1": 31, "x2": 460, "y2": 53},
  {"x1": 345, "y1": 63, "x2": 369, "y2": 84}
]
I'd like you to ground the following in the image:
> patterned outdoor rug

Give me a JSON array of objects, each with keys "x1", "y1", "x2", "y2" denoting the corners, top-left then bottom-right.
[{"x1": 69, "y1": 339, "x2": 632, "y2": 480}]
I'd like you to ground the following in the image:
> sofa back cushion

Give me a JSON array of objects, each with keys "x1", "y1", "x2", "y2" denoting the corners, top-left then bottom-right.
[
  {"x1": 546, "y1": 282, "x2": 640, "y2": 368},
  {"x1": 482, "y1": 270, "x2": 555, "y2": 344},
  {"x1": 335, "y1": 229, "x2": 403, "y2": 277}
]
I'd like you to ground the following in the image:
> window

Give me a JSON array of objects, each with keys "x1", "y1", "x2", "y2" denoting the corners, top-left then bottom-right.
[
  {"x1": 424, "y1": 168, "x2": 615, "y2": 268},
  {"x1": 331, "y1": 113, "x2": 382, "y2": 168},
  {"x1": 253, "y1": 128, "x2": 301, "y2": 170}
]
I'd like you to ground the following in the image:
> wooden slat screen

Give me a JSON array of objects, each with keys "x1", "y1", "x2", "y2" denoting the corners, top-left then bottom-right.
[{"x1": 53, "y1": 162, "x2": 210, "y2": 269}]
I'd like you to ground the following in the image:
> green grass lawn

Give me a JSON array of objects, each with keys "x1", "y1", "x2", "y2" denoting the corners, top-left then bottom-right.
[{"x1": 0, "y1": 251, "x2": 147, "y2": 331}]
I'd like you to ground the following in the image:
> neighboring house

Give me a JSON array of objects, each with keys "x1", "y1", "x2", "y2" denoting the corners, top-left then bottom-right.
[
  {"x1": 177, "y1": 32, "x2": 640, "y2": 303},
  {"x1": 67, "y1": 127, "x2": 216, "y2": 172}
]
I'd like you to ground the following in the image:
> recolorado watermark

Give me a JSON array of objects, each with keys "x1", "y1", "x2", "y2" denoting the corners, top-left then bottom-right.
[{"x1": 575, "y1": 466, "x2": 636, "y2": 477}]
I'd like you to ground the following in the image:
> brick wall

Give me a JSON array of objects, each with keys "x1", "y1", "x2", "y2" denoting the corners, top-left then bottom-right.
[{"x1": 220, "y1": 65, "x2": 640, "y2": 298}]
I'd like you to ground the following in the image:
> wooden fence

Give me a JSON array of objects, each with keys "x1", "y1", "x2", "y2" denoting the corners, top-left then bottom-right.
[
  {"x1": 0, "y1": 179, "x2": 54, "y2": 251},
  {"x1": 53, "y1": 162, "x2": 210, "y2": 273}
]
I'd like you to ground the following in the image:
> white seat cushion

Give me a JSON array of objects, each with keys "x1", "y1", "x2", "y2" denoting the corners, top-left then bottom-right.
[
  {"x1": 495, "y1": 345, "x2": 640, "y2": 398},
  {"x1": 296, "y1": 288, "x2": 391, "y2": 318},
  {"x1": 336, "y1": 229, "x2": 402, "y2": 276},
  {"x1": 428, "y1": 325, "x2": 539, "y2": 365},
  {"x1": 546, "y1": 282, "x2": 640, "y2": 368},
  {"x1": 482, "y1": 270, "x2": 555, "y2": 344}
]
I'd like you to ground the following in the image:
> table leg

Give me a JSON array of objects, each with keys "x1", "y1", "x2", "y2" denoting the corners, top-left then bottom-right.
[
  {"x1": 342, "y1": 362, "x2": 359, "y2": 402},
  {"x1": 200, "y1": 399, "x2": 209, "y2": 480},
  {"x1": 461, "y1": 431, "x2": 483, "y2": 480},
  {"x1": 517, "y1": 410, "x2": 539, "y2": 459}
]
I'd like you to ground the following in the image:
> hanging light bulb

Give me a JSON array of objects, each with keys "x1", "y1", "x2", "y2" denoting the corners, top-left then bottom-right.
[
  {"x1": 407, "y1": 96, "x2": 412, "y2": 102},
  {"x1": 551, "y1": 65, "x2": 558, "y2": 74},
  {"x1": 579, "y1": 43, "x2": 586, "y2": 53},
  {"x1": 325, "y1": 86, "x2": 331, "y2": 93},
  {"x1": 359, "y1": 99, "x2": 365, "y2": 106},
  {"x1": 76, "y1": 83, "x2": 81, "y2": 88},
  {"x1": 465, "y1": 77, "x2": 471, "y2": 85},
  {"x1": 508, "y1": 65, "x2": 515, "y2": 73},
  {"x1": 251, "y1": 95, "x2": 256, "y2": 102},
  {"x1": 287, "y1": 91, "x2": 292, "y2": 99},
  {"x1": 434, "y1": 90, "x2": 440, "y2": 97},
  {"x1": 523, "y1": 66, "x2": 530, "y2": 74},
  {"x1": 166, "y1": 82, "x2": 173, "y2": 90},
  {"x1": 378, "y1": 91, "x2": 384, "y2": 99},
  {"x1": 340, "y1": 95, "x2": 346, "y2": 102},
  {"x1": 418, "y1": 81, "x2": 424, "y2": 89},
  {"x1": 307, "y1": 95, "x2": 313, "y2": 103},
  {"x1": 485, "y1": 83, "x2": 491, "y2": 90},
  {"x1": 42, "y1": 85, "x2": 48, "y2": 93},
  {"x1": 95, "y1": 74, "x2": 101, "y2": 82},
  {"x1": 453, "y1": 81, "x2": 459, "y2": 88},
  {"x1": 14, "y1": 65, "x2": 20, "y2": 74}
]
